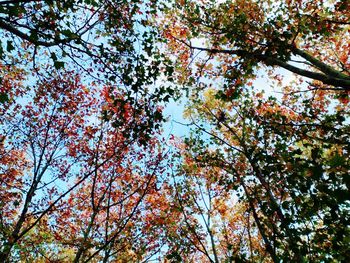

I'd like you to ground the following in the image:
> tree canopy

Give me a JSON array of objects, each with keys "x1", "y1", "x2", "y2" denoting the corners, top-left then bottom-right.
[
  {"x1": 163, "y1": 0, "x2": 350, "y2": 91},
  {"x1": 0, "y1": 0, "x2": 349, "y2": 261}
]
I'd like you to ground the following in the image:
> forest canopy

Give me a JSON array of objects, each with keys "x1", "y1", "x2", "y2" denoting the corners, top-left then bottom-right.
[{"x1": 0, "y1": 0, "x2": 349, "y2": 261}]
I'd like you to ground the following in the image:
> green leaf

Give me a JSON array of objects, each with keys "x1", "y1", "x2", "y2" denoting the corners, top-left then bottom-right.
[
  {"x1": 328, "y1": 154, "x2": 346, "y2": 168},
  {"x1": 0, "y1": 93, "x2": 9, "y2": 103},
  {"x1": 50, "y1": 52, "x2": 58, "y2": 61},
  {"x1": 54, "y1": 61, "x2": 65, "y2": 69},
  {"x1": 6, "y1": 41, "x2": 14, "y2": 52}
]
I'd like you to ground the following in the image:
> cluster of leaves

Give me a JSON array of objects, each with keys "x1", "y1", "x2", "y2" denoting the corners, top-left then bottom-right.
[
  {"x1": 161, "y1": 0, "x2": 350, "y2": 91},
  {"x1": 171, "y1": 87, "x2": 350, "y2": 261},
  {"x1": 163, "y1": 139, "x2": 268, "y2": 262},
  {"x1": 0, "y1": 66, "x2": 170, "y2": 261},
  {"x1": 0, "y1": 0, "x2": 176, "y2": 122}
]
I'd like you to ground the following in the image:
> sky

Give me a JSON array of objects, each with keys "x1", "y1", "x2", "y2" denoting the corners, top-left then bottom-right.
[{"x1": 162, "y1": 66, "x2": 296, "y2": 140}]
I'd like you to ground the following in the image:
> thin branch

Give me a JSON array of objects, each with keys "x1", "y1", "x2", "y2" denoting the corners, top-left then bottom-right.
[{"x1": 0, "y1": 0, "x2": 43, "y2": 5}]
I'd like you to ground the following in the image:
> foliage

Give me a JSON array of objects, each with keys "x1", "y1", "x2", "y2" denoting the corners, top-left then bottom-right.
[
  {"x1": 1, "y1": 0, "x2": 350, "y2": 261},
  {"x1": 158, "y1": 3, "x2": 350, "y2": 259},
  {"x1": 176, "y1": 87, "x2": 350, "y2": 261},
  {"x1": 0, "y1": 0, "x2": 157, "y2": 76},
  {"x1": 164, "y1": 140, "x2": 268, "y2": 262},
  {"x1": 0, "y1": 0, "x2": 176, "y2": 124},
  {"x1": 162, "y1": 0, "x2": 350, "y2": 92},
  {"x1": 0, "y1": 69, "x2": 166, "y2": 261}
]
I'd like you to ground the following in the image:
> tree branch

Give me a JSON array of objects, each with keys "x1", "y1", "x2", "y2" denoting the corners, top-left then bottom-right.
[
  {"x1": 177, "y1": 38, "x2": 350, "y2": 90},
  {"x1": 0, "y1": 0, "x2": 43, "y2": 5},
  {"x1": 262, "y1": 55, "x2": 350, "y2": 90},
  {"x1": 291, "y1": 47, "x2": 350, "y2": 80},
  {"x1": 0, "y1": 19, "x2": 70, "y2": 47}
]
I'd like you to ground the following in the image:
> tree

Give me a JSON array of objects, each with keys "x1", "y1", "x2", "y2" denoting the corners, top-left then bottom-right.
[
  {"x1": 162, "y1": 0, "x2": 350, "y2": 92},
  {"x1": 47, "y1": 141, "x2": 164, "y2": 262},
  {"x1": 177, "y1": 86, "x2": 350, "y2": 261},
  {"x1": 0, "y1": 1, "x2": 175, "y2": 260},
  {"x1": 159, "y1": 2, "x2": 350, "y2": 259},
  {"x1": 164, "y1": 140, "x2": 268, "y2": 262},
  {"x1": 0, "y1": 0, "x2": 155, "y2": 72},
  {"x1": 0, "y1": 69, "x2": 166, "y2": 261},
  {"x1": 0, "y1": 0, "x2": 175, "y2": 117}
]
